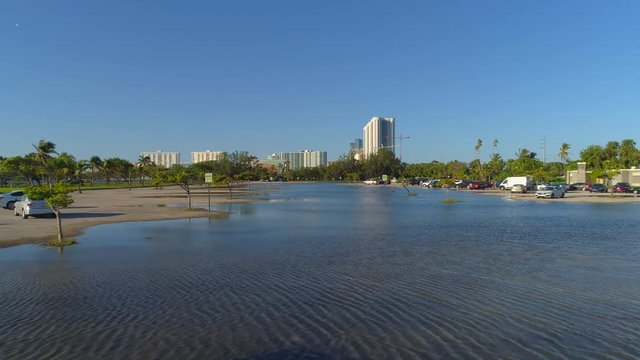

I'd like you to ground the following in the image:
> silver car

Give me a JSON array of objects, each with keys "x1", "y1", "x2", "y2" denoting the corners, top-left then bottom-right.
[
  {"x1": 535, "y1": 186, "x2": 565, "y2": 199},
  {"x1": 511, "y1": 184, "x2": 527, "y2": 193},
  {"x1": 13, "y1": 196, "x2": 54, "y2": 218},
  {"x1": 0, "y1": 190, "x2": 25, "y2": 209}
]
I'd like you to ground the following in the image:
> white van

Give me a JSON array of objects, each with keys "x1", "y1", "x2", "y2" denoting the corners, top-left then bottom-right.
[{"x1": 499, "y1": 176, "x2": 534, "y2": 190}]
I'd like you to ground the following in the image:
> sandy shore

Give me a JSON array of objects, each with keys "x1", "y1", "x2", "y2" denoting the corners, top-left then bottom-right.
[{"x1": 0, "y1": 186, "x2": 252, "y2": 248}]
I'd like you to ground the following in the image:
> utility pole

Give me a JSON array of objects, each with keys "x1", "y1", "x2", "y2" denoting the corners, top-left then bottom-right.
[
  {"x1": 395, "y1": 134, "x2": 410, "y2": 161},
  {"x1": 540, "y1": 136, "x2": 547, "y2": 165}
]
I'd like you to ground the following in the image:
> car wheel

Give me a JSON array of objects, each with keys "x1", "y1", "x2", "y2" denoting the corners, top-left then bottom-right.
[
  {"x1": 561, "y1": 193, "x2": 565, "y2": 198},
  {"x1": 7, "y1": 201, "x2": 16, "y2": 210},
  {"x1": 22, "y1": 210, "x2": 28, "y2": 219}
]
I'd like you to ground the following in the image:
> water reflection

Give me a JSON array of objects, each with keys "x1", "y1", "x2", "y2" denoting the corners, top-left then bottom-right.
[{"x1": 1, "y1": 184, "x2": 640, "y2": 359}]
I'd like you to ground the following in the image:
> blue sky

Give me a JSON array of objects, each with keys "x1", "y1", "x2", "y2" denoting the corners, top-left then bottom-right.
[{"x1": 2, "y1": 0, "x2": 639, "y2": 164}]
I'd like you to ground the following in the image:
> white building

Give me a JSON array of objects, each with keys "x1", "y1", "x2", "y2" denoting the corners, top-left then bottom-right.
[
  {"x1": 363, "y1": 116, "x2": 395, "y2": 158},
  {"x1": 267, "y1": 150, "x2": 328, "y2": 170},
  {"x1": 302, "y1": 150, "x2": 327, "y2": 168},
  {"x1": 140, "y1": 151, "x2": 181, "y2": 168},
  {"x1": 191, "y1": 150, "x2": 225, "y2": 164}
]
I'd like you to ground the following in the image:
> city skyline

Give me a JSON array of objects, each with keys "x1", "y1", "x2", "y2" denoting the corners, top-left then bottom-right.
[{"x1": 2, "y1": 1, "x2": 640, "y2": 164}]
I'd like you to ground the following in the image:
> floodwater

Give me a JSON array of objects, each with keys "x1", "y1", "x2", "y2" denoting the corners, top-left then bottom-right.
[{"x1": 1, "y1": 183, "x2": 639, "y2": 359}]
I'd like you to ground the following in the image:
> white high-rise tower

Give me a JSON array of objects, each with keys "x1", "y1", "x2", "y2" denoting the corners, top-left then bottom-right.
[{"x1": 363, "y1": 116, "x2": 395, "y2": 158}]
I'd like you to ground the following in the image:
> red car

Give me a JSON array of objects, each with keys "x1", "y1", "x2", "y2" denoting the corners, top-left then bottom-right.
[
  {"x1": 467, "y1": 181, "x2": 487, "y2": 190},
  {"x1": 613, "y1": 182, "x2": 631, "y2": 193}
]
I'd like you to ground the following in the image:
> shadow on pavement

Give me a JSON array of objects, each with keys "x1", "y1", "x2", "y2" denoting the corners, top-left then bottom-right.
[{"x1": 62, "y1": 213, "x2": 123, "y2": 219}]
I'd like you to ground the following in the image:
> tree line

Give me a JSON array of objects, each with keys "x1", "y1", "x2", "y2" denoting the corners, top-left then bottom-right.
[{"x1": 3, "y1": 138, "x2": 640, "y2": 189}]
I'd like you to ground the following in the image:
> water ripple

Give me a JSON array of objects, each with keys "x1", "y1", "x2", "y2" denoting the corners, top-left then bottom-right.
[{"x1": 1, "y1": 184, "x2": 640, "y2": 358}]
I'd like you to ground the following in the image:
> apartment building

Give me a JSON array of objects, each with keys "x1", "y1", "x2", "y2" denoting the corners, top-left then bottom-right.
[
  {"x1": 363, "y1": 116, "x2": 395, "y2": 158},
  {"x1": 191, "y1": 150, "x2": 225, "y2": 164},
  {"x1": 140, "y1": 151, "x2": 181, "y2": 168}
]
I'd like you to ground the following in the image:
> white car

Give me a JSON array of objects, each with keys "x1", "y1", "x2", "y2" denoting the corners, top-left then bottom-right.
[
  {"x1": 13, "y1": 196, "x2": 54, "y2": 218},
  {"x1": 0, "y1": 190, "x2": 25, "y2": 209},
  {"x1": 535, "y1": 186, "x2": 565, "y2": 199},
  {"x1": 421, "y1": 179, "x2": 439, "y2": 188}
]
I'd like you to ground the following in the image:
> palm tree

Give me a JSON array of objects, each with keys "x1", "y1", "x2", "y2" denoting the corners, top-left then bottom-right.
[
  {"x1": 558, "y1": 143, "x2": 571, "y2": 164},
  {"x1": 102, "y1": 158, "x2": 118, "y2": 186},
  {"x1": 32, "y1": 139, "x2": 58, "y2": 185},
  {"x1": 137, "y1": 155, "x2": 152, "y2": 185},
  {"x1": 32, "y1": 139, "x2": 57, "y2": 164},
  {"x1": 89, "y1": 156, "x2": 103, "y2": 186},
  {"x1": 474, "y1": 139, "x2": 483, "y2": 178},
  {"x1": 74, "y1": 160, "x2": 89, "y2": 193},
  {"x1": 475, "y1": 139, "x2": 483, "y2": 158}
]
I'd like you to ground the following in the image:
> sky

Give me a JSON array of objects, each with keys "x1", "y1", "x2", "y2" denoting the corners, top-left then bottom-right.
[{"x1": 2, "y1": 0, "x2": 640, "y2": 164}]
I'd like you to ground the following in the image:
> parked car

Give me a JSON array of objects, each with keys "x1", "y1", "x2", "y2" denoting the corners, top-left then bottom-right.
[
  {"x1": 612, "y1": 182, "x2": 631, "y2": 193},
  {"x1": 467, "y1": 181, "x2": 487, "y2": 190},
  {"x1": 536, "y1": 185, "x2": 565, "y2": 199},
  {"x1": 421, "y1": 179, "x2": 439, "y2": 188},
  {"x1": 589, "y1": 184, "x2": 607, "y2": 193},
  {"x1": 482, "y1": 181, "x2": 494, "y2": 189},
  {"x1": 511, "y1": 184, "x2": 527, "y2": 193},
  {"x1": 0, "y1": 190, "x2": 25, "y2": 210},
  {"x1": 13, "y1": 196, "x2": 54, "y2": 218},
  {"x1": 569, "y1": 183, "x2": 588, "y2": 191},
  {"x1": 536, "y1": 183, "x2": 551, "y2": 190},
  {"x1": 454, "y1": 180, "x2": 471, "y2": 188}
]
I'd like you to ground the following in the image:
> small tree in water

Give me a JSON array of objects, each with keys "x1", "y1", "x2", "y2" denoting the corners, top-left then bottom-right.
[
  {"x1": 26, "y1": 183, "x2": 75, "y2": 245},
  {"x1": 169, "y1": 165, "x2": 201, "y2": 209},
  {"x1": 212, "y1": 174, "x2": 233, "y2": 199}
]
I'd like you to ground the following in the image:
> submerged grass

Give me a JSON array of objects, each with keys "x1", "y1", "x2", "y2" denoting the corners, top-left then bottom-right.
[
  {"x1": 442, "y1": 198, "x2": 461, "y2": 204},
  {"x1": 43, "y1": 239, "x2": 78, "y2": 247}
]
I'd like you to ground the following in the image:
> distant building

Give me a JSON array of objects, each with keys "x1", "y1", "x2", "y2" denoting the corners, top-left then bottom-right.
[
  {"x1": 350, "y1": 138, "x2": 363, "y2": 152},
  {"x1": 302, "y1": 149, "x2": 327, "y2": 168},
  {"x1": 260, "y1": 157, "x2": 286, "y2": 174},
  {"x1": 566, "y1": 162, "x2": 640, "y2": 186},
  {"x1": 191, "y1": 150, "x2": 225, "y2": 164},
  {"x1": 140, "y1": 151, "x2": 180, "y2": 168},
  {"x1": 349, "y1": 138, "x2": 364, "y2": 161},
  {"x1": 266, "y1": 150, "x2": 328, "y2": 170},
  {"x1": 363, "y1": 116, "x2": 395, "y2": 158}
]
